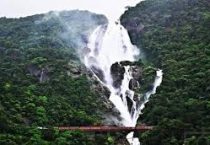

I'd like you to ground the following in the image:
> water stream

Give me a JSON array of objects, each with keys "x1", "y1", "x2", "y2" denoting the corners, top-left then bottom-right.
[{"x1": 83, "y1": 20, "x2": 163, "y2": 145}]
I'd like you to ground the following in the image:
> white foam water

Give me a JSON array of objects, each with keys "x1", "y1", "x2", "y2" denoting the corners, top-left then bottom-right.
[{"x1": 83, "y1": 20, "x2": 163, "y2": 145}]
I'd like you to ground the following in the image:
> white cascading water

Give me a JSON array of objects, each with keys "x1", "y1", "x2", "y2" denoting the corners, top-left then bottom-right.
[{"x1": 84, "y1": 21, "x2": 163, "y2": 145}]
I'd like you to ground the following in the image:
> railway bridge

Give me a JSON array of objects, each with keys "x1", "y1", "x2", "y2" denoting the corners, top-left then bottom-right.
[{"x1": 56, "y1": 125, "x2": 154, "y2": 132}]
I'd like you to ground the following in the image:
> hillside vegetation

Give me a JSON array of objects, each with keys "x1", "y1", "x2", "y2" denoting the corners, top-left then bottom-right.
[
  {"x1": 121, "y1": 0, "x2": 210, "y2": 144},
  {"x1": 1, "y1": 0, "x2": 210, "y2": 144},
  {"x1": 0, "y1": 10, "x2": 113, "y2": 145}
]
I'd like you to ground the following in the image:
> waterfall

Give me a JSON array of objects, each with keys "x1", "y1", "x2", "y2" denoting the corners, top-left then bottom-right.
[{"x1": 83, "y1": 21, "x2": 163, "y2": 145}]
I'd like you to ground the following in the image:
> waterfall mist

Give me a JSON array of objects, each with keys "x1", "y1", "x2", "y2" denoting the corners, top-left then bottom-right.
[
  {"x1": 81, "y1": 1, "x2": 163, "y2": 145},
  {"x1": 83, "y1": 21, "x2": 163, "y2": 145}
]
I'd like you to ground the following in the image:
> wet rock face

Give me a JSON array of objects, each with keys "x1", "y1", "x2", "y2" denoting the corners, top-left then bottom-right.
[
  {"x1": 27, "y1": 64, "x2": 49, "y2": 83},
  {"x1": 27, "y1": 61, "x2": 85, "y2": 83},
  {"x1": 86, "y1": 68, "x2": 110, "y2": 98},
  {"x1": 85, "y1": 66, "x2": 124, "y2": 123},
  {"x1": 86, "y1": 68, "x2": 117, "y2": 116},
  {"x1": 126, "y1": 96, "x2": 133, "y2": 113},
  {"x1": 90, "y1": 66, "x2": 105, "y2": 83},
  {"x1": 129, "y1": 66, "x2": 143, "y2": 91},
  {"x1": 120, "y1": 60, "x2": 134, "y2": 66},
  {"x1": 86, "y1": 59, "x2": 145, "y2": 126},
  {"x1": 66, "y1": 61, "x2": 87, "y2": 78},
  {"x1": 110, "y1": 62, "x2": 125, "y2": 88},
  {"x1": 27, "y1": 64, "x2": 40, "y2": 77},
  {"x1": 129, "y1": 79, "x2": 139, "y2": 91},
  {"x1": 39, "y1": 68, "x2": 50, "y2": 83},
  {"x1": 110, "y1": 61, "x2": 143, "y2": 90}
]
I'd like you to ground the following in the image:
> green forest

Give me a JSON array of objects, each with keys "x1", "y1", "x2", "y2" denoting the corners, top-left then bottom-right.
[
  {"x1": 121, "y1": 0, "x2": 210, "y2": 144},
  {"x1": 0, "y1": 11, "x2": 114, "y2": 145},
  {"x1": 0, "y1": 0, "x2": 210, "y2": 144}
]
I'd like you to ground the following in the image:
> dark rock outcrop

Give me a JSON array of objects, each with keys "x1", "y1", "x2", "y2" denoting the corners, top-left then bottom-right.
[
  {"x1": 27, "y1": 64, "x2": 49, "y2": 83},
  {"x1": 110, "y1": 62, "x2": 125, "y2": 88},
  {"x1": 90, "y1": 66, "x2": 105, "y2": 83},
  {"x1": 129, "y1": 78, "x2": 139, "y2": 90}
]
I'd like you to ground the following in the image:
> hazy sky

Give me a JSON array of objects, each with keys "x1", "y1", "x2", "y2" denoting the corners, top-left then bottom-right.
[{"x1": 0, "y1": 0, "x2": 142, "y2": 20}]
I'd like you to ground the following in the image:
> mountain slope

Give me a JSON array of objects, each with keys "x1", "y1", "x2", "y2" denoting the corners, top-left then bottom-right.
[
  {"x1": 121, "y1": 0, "x2": 210, "y2": 144},
  {"x1": 0, "y1": 10, "x2": 107, "y2": 53},
  {"x1": 0, "y1": 10, "x2": 110, "y2": 145}
]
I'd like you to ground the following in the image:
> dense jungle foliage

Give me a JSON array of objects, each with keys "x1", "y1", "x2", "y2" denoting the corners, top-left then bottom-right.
[
  {"x1": 121, "y1": 0, "x2": 210, "y2": 144},
  {"x1": 0, "y1": 10, "x2": 117, "y2": 145},
  {"x1": 1, "y1": 0, "x2": 210, "y2": 144}
]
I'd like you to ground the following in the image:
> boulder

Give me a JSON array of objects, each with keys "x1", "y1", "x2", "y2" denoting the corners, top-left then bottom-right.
[
  {"x1": 110, "y1": 62, "x2": 125, "y2": 88},
  {"x1": 129, "y1": 79, "x2": 139, "y2": 91}
]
